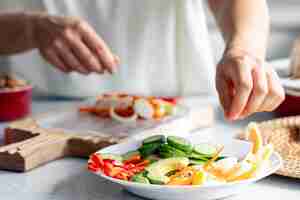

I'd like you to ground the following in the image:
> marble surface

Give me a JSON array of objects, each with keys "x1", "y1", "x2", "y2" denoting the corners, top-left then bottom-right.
[{"x1": 0, "y1": 96, "x2": 299, "y2": 200}]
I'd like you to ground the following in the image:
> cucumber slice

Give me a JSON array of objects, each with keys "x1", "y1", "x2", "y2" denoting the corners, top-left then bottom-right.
[
  {"x1": 122, "y1": 150, "x2": 140, "y2": 161},
  {"x1": 167, "y1": 136, "x2": 193, "y2": 153},
  {"x1": 145, "y1": 154, "x2": 160, "y2": 163},
  {"x1": 189, "y1": 159, "x2": 207, "y2": 165},
  {"x1": 101, "y1": 153, "x2": 123, "y2": 162},
  {"x1": 215, "y1": 156, "x2": 226, "y2": 161},
  {"x1": 143, "y1": 135, "x2": 166, "y2": 145},
  {"x1": 159, "y1": 151, "x2": 174, "y2": 158},
  {"x1": 139, "y1": 142, "x2": 161, "y2": 158},
  {"x1": 131, "y1": 173, "x2": 150, "y2": 184},
  {"x1": 193, "y1": 143, "x2": 217, "y2": 156},
  {"x1": 159, "y1": 144, "x2": 186, "y2": 158},
  {"x1": 165, "y1": 170, "x2": 178, "y2": 177},
  {"x1": 188, "y1": 152, "x2": 209, "y2": 161},
  {"x1": 147, "y1": 175, "x2": 165, "y2": 185}
]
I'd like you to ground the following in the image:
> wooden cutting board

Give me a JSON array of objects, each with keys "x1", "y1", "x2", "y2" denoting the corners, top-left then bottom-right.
[{"x1": 0, "y1": 102, "x2": 214, "y2": 172}]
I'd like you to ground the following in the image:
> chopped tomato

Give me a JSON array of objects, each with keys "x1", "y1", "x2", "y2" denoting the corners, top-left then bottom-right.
[
  {"x1": 79, "y1": 106, "x2": 96, "y2": 113},
  {"x1": 160, "y1": 97, "x2": 180, "y2": 104},
  {"x1": 114, "y1": 107, "x2": 135, "y2": 117}
]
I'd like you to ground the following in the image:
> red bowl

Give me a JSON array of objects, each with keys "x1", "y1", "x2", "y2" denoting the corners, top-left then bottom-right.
[
  {"x1": 275, "y1": 90, "x2": 300, "y2": 117},
  {"x1": 0, "y1": 86, "x2": 32, "y2": 121}
]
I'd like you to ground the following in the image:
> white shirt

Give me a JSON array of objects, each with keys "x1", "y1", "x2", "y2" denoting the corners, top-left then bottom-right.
[{"x1": 4, "y1": 0, "x2": 215, "y2": 97}]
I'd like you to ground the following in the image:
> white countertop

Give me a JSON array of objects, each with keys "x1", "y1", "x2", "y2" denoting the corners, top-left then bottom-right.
[{"x1": 0, "y1": 96, "x2": 299, "y2": 200}]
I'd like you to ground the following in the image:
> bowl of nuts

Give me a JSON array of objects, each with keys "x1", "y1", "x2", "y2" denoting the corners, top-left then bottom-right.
[{"x1": 0, "y1": 74, "x2": 32, "y2": 121}]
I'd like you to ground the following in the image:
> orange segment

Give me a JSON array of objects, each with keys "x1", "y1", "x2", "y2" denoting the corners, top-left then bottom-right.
[
  {"x1": 203, "y1": 146, "x2": 224, "y2": 170},
  {"x1": 245, "y1": 123, "x2": 263, "y2": 154},
  {"x1": 192, "y1": 170, "x2": 206, "y2": 185},
  {"x1": 227, "y1": 163, "x2": 257, "y2": 182}
]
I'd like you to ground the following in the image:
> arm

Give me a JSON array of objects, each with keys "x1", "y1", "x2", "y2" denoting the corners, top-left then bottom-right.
[
  {"x1": 0, "y1": 11, "x2": 119, "y2": 74},
  {"x1": 0, "y1": 12, "x2": 35, "y2": 55},
  {"x1": 208, "y1": 0, "x2": 269, "y2": 60},
  {"x1": 208, "y1": 0, "x2": 284, "y2": 120}
]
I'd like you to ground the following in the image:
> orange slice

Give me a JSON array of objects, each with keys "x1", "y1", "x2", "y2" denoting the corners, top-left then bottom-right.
[{"x1": 245, "y1": 123, "x2": 263, "y2": 154}]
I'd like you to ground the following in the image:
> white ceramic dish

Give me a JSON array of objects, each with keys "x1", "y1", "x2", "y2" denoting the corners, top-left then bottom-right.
[{"x1": 91, "y1": 135, "x2": 282, "y2": 200}]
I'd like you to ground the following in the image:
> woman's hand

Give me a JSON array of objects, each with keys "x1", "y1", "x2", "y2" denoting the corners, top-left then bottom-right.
[
  {"x1": 31, "y1": 14, "x2": 119, "y2": 74},
  {"x1": 216, "y1": 49, "x2": 285, "y2": 121}
]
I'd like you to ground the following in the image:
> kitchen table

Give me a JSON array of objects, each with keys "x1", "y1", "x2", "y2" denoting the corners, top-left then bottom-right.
[{"x1": 0, "y1": 95, "x2": 299, "y2": 200}]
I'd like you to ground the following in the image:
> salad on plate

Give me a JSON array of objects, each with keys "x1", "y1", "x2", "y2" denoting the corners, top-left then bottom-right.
[{"x1": 88, "y1": 123, "x2": 274, "y2": 186}]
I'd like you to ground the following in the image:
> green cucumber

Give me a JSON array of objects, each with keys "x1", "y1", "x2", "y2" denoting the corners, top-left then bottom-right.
[
  {"x1": 159, "y1": 151, "x2": 174, "y2": 158},
  {"x1": 122, "y1": 150, "x2": 140, "y2": 161},
  {"x1": 188, "y1": 152, "x2": 209, "y2": 161},
  {"x1": 189, "y1": 159, "x2": 207, "y2": 165},
  {"x1": 101, "y1": 153, "x2": 123, "y2": 162},
  {"x1": 143, "y1": 135, "x2": 166, "y2": 145},
  {"x1": 139, "y1": 142, "x2": 161, "y2": 158},
  {"x1": 216, "y1": 156, "x2": 226, "y2": 161},
  {"x1": 165, "y1": 170, "x2": 178, "y2": 177},
  {"x1": 145, "y1": 154, "x2": 160, "y2": 163},
  {"x1": 193, "y1": 143, "x2": 217, "y2": 156},
  {"x1": 159, "y1": 144, "x2": 186, "y2": 158},
  {"x1": 167, "y1": 136, "x2": 193, "y2": 153},
  {"x1": 131, "y1": 173, "x2": 150, "y2": 184}
]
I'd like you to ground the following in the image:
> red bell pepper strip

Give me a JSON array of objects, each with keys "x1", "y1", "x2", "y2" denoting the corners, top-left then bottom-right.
[
  {"x1": 123, "y1": 163, "x2": 136, "y2": 170},
  {"x1": 114, "y1": 171, "x2": 129, "y2": 181},
  {"x1": 127, "y1": 166, "x2": 146, "y2": 174},
  {"x1": 108, "y1": 167, "x2": 125, "y2": 177},
  {"x1": 135, "y1": 160, "x2": 150, "y2": 167},
  {"x1": 88, "y1": 163, "x2": 99, "y2": 172},
  {"x1": 123, "y1": 154, "x2": 142, "y2": 164},
  {"x1": 90, "y1": 154, "x2": 104, "y2": 168}
]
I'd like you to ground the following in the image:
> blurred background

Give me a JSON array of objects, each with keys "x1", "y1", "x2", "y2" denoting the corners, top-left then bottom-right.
[
  {"x1": 206, "y1": 0, "x2": 300, "y2": 62},
  {"x1": 1, "y1": 0, "x2": 300, "y2": 71}
]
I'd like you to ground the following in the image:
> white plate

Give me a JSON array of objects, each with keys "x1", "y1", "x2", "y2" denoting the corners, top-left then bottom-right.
[{"x1": 91, "y1": 135, "x2": 282, "y2": 200}]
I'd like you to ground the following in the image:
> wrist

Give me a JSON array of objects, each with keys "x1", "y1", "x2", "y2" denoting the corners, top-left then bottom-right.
[
  {"x1": 21, "y1": 12, "x2": 36, "y2": 48},
  {"x1": 225, "y1": 34, "x2": 267, "y2": 63},
  {"x1": 24, "y1": 12, "x2": 47, "y2": 49}
]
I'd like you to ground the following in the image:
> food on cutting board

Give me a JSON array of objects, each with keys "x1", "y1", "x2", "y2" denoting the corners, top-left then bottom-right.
[
  {"x1": 79, "y1": 93, "x2": 180, "y2": 122},
  {"x1": 0, "y1": 74, "x2": 28, "y2": 90},
  {"x1": 88, "y1": 123, "x2": 274, "y2": 186}
]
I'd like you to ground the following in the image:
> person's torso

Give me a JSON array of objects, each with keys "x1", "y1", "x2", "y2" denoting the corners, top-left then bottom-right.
[{"x1": 7, "y1": 0, "x2": 215, "y2": 97}]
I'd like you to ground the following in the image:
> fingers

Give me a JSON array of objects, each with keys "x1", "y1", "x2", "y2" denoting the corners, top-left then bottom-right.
[
  {"x1": 62, "y1": 29, "x2": 104, "y2": 73},
  {"x1": 218, "y1": 53, "x2": 285, "y2": 121},
  {"x1": 78, "y1": 22, "x2": 118, "y2": 73},
  {"x1": 216, "y1": 70, "x2": 232, "y2": 118},
  {"x1": 258, "y1": 68, "x2": 285, "y2": 111},
  {"x1": 36, "y1": 16, "x2": 119, "y2": 74},
  {"x1": 52, "y1": 39, "x2": 90, "y2": 74},
  {"x1": 239, "y1": 66, "x2": 268, "y2": 118},
  {"x1": 227, "y1": 59, "x2": 253, "y2": 120},
  {"x1": 40, "y1": 48, "x2": 69, "y2": 73}
]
